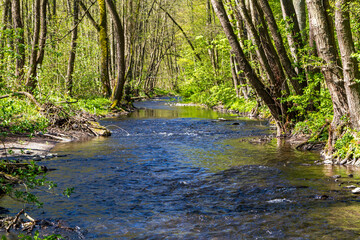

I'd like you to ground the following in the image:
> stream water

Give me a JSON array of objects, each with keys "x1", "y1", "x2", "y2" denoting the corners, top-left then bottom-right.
[{"x1": 2, "y1": 98, "x2": 360, "y2": 239}]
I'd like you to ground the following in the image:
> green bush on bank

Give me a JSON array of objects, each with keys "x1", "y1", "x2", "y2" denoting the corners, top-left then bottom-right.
[
  {"x1": 0, "y1": 98, "x2": 48, "y2": 135},
  {"x1": 0, "y1": 93, "x2": 113, "y2": 136}
]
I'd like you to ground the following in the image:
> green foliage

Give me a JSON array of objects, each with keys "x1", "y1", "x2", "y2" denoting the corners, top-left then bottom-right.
[
  {"x1": 0, "y1": 159, "x2": 74, "y2": 210},
  {"x1": 332, "y1": 128, "x2": 360, "y2": 159},
  {"x1": 76, "y1": 98, "x2": 111, "y2": 116},
  {"x1": 0, "y1": 160, "x2": 70, "y2": 207},
  {"x1": 0, "y1": 97, "x2": 48, "y2": 134},
  {"x1": 18, "y1": 231, "x2": 63, "y2": 240}
]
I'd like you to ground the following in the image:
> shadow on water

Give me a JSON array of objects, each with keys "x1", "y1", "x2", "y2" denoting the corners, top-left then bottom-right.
[{"x1": 2, "y1": 99, "x2": 360, "y2": 239}]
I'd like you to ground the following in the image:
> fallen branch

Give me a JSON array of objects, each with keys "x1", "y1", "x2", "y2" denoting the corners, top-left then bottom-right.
[
  {"x1": 5, "y1": 209, "x2": 24, "y2": 232},
  {"x1": 0, "y1": 92, "x2": 42, "y2": 109}
]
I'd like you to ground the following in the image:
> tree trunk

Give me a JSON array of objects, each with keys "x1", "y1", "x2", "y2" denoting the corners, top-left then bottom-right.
[
  {"x1": 236, "y1": 0, "x2": 280, "y2": 97},
  {"x1": 0, "y1": 0, "x2": 11, "y2": 86},
  {"x1": 335, "y1": 0, "x2": 360, "y2": 130},
  {"x1": 280, "y1": 0, "x2": 305, "y2": 76},
  {"x1": 250, "y1": 0, "x2": 290, "y2": 96},
  {"x1": 105, "y1": 0, "x2": 126, "y2": 108},
  {"x1": 66, "y1": 0, "x2": 79, "y2": 96},
  {"x1": 211, "y1": 0, "x2": 285, "y2": 135},
  {"x1": 292, "y1": 0, "x2": 306, "y2": 36},
  {"x1": 25, "y1": 0, "x2": 41, "y2": 92},
  {"x1": 98, "y1": 0, "x2": 112, "y2": 97},
  {"x1": 257, "y1": 0, "x2": 305, "y2": 95},
  {"x1": 307, "y1": 0, "x2": 349, "y2": 148},
  {"x1": 230, "y1": 54, "x2": 240, "y2": 98},
  {"x1": 25, "y1": 0, "x2": 47, "y2": 92},
  {"x1": 11, "y1": 0, "x2": 25, "y2": 79}
]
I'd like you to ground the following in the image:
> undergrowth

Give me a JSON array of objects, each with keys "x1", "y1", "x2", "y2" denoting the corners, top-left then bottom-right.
[{"x1": 0, "y1": 93, "x2": 112, "y2": 136}]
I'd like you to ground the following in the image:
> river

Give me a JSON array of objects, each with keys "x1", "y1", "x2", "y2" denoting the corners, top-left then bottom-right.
[{"x1": 1, "y1": 98, "x2": 360, "y2": 239}]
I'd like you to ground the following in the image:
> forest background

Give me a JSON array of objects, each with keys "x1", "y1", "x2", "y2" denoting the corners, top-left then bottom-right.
[{"x1": 0, "y1": 0, "x2": 360, "y2": 165}]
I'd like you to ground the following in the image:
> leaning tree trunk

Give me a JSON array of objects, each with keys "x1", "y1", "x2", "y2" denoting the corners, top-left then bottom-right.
[
  {"x1": 236, "y1": 0, "x2": 281, "y2": 98},
  {"x1": 335, "y1": 0, "x2": 360, "y2": 130},
  {"x1": 307, "y1": 0, "x2": 349, "y2": 150},
  {"x1": 211, "y1": 0, "x2": 285, "y2": 136},
  {"x1": 105, "y1": 0, "x2": 126, "y2": 108},
  {"x1": 257, "y1": 0, "x2": 305, "y2": 95}
]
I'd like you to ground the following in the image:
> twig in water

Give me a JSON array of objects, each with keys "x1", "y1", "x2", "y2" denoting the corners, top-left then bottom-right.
[{"x1": 105, "y1": 125, "x2": 130, "y2": 135}]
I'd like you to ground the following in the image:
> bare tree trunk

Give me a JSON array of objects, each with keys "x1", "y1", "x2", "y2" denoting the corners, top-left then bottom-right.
[
  {"x1": 11, "y1": 0, "x2": 25, "y2": 79},
  {"x1": 230, "y1": 54, "x2": 240, "y2": 98},
  {"x1": 335, "y1": 0, "x2": 360, "y2": 130},
  {"x1": 25, "y1": 0, "x2": 41, "y2": 92},
  {"x1": 292, "y1": 0, "x2": 306, "y2": 36},
  {"x1": 98, "y1": 0, "x2": 111, "y2": 97},
  {"x1": 66, "y1": 0, "x2": 79, "y2": 96},
  {"x1": 0, "y1": 0, "x2": 11, "y2": 86},
  {"x1": 105, "y1": 0, "x2": 126, "y2": 108}
]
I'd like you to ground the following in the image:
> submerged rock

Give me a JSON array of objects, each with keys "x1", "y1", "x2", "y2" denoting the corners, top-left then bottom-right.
[
  {"x1": 88, "y1": 121, "x2": 111, "y2": 137},
  {"x1": 314, "y1": 195, "x2": 329, "y2": 200},
  {"x1": 332, "y1": 175, "x2": 341, "y2": 179}
]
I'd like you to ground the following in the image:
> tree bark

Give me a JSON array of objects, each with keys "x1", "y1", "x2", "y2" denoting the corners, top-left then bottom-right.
[
  {"x1": 25, "y1": 0, "x2": 47, "y2": 92},
  {"x1": 280, "y1": 0, "x2": 305, "y2": 76},
  {"x1": 257, "y1": 0, "x2": 305, "y2": 95},
  {"x1": 335, "y1": 0, "x2": 360, "y2": 130},
  {"x1": 237, "y1": 0, "x2": 279, "y2": 91},
  {"x1": 98, "y1": 0, "x2": 112, "y2": 97},
  {"x1": 66, "y1": 0, "x2": 79, "y2": 96},
  {"x1": 105, "y1": 0, "x2": 126, "y2": 108},
  {"x1": 292, "y1": 0, "x2": 306, "y2": 35},
  {"x1": 250, "y1": 0, "x2": 290, "y2": 95},
  {"x1": 11, "y1": 0, "x2": 25, "y2": 79},
  {"x1": 307, "y1": 0, "x2": 349, "y2": 147}
]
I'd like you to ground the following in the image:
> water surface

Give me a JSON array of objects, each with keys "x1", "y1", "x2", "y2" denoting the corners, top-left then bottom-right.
[{"x1": 2, "y1": 99, "x2": 360, "y2": 239}]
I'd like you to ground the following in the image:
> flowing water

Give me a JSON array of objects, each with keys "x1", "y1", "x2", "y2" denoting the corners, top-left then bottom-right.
[{"x1": 2, "y1": 99, "x2": 360, "y2": 239}]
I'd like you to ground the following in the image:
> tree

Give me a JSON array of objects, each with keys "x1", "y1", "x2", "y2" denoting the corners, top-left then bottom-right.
[
  {"x1": 66, "y1": 0, "x2": 79, "y2": 96},
  {"x1": 11, "y1": 0, "x2": 25, "y2": 79},
  {"x1": 335, "y1": 0, "x2": 360, "y2": 130},
  {"x1": 257, "y1": 0, "x2": 305, "y2": 95},
  {"x1": 211, "y1": 0, "x2": 287, "y2": 136},
  {"x1": 25, "y1": 0, "x2": 48, "y2": 93},
  {"x1": 105, "y1": 0, "x2": 126, "y2": 108},
  {"x1": 98, "y1": 0, "x2": 112, "y2": 97}
]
